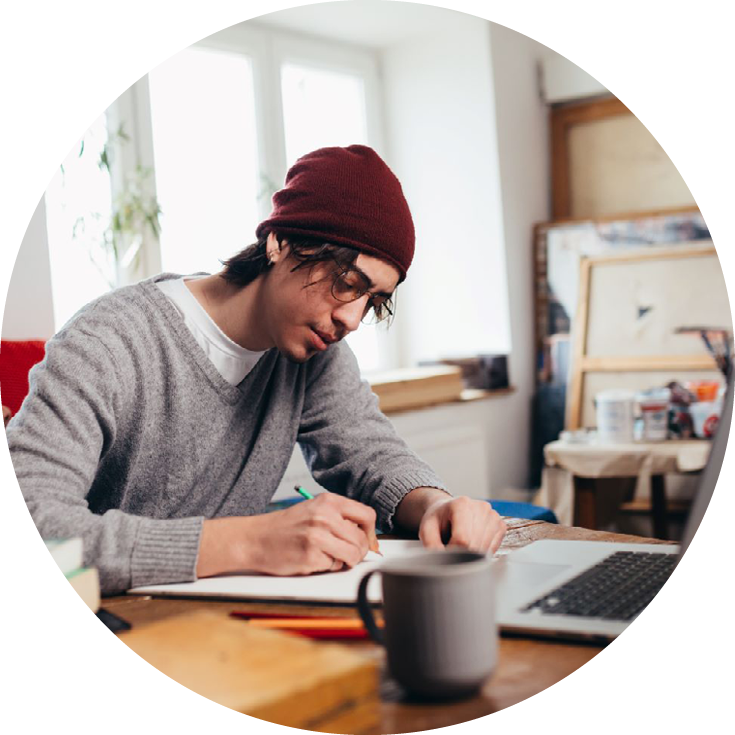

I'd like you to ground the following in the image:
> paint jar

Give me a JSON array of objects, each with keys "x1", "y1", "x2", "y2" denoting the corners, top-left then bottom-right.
[
  {"x1": 595, "y1": 389, "x2": 635, "y2": 443},
  {"x1": 637, "y1": 388, "x2": 671, "y2": 442},
  {"x1": 689, "y1": 399, "x2": 723, "y2": 439}
]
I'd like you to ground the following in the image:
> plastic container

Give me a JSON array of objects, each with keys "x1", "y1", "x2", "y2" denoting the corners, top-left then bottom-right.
[
  {"x1": 595, "y1": 389, "x2": 635, "y2": 443},
  {"x1": 637, "y1": 388, "x2": 671, "y2": 441},
  {"x1": 689, "y1": 399, "x2": 723, "y2": 439},
  {"x1": 685, "y1": 380, "x2": 721, "y2": 402}
]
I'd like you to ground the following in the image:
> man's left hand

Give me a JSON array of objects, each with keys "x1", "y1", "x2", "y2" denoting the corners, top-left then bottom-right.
[{"x1": 418, "y1": 496, "x2": 506, "y2": 554}]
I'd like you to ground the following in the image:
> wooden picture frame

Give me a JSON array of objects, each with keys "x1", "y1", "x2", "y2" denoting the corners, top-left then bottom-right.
[
  {"x1": 551, "y1": 97, "x2": 696, "y2": 220},
  {"x1": 567, "y1": 247, "x2": 730, "y2": 429},
  {"x1": 551, "y1": 97, "x2": 631, "y2": 219}
]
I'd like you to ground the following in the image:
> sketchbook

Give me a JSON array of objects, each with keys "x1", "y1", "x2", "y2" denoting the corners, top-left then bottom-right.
[{"x1": 127, "y1": 539, "x2": 424, "y2": 604}]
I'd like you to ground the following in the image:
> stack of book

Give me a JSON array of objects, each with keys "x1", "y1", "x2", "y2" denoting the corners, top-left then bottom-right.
[{"x1": 45, "y1": 538, "x2": 100, "y2": 612}]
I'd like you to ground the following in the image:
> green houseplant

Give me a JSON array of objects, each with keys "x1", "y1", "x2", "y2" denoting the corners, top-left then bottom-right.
[{"x1": 67, "y1": 123, "x2": 162, "y2": 287}]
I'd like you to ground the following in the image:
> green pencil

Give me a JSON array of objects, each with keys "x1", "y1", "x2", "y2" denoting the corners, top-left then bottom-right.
[{"x1": 294, "y1": 485, "x2": 314, "y2": 500}]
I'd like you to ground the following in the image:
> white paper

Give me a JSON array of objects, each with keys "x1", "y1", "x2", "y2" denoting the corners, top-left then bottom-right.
[{"x1": 127, "y1": 539, "x2": 424, "y2": 604}]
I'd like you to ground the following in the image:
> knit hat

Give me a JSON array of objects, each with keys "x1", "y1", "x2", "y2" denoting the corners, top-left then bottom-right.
[{"x1": 256, "y1": 145, "x2": 415, "y2": 281}]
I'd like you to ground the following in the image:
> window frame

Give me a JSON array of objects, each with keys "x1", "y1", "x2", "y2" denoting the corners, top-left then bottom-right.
[
  {"x1": 270, "y1": 29, "x2": 385, "y2": 168},
  {"x1": 112, "y1": 22, "x2": 397, "y2": 371}
]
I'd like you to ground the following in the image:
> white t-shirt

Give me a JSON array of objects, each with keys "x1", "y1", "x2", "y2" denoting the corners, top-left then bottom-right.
[{"x1": 156, "y1": 276, "x2": 265, "y2": 386}]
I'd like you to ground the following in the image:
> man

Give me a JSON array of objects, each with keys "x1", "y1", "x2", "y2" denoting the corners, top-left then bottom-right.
[{"x1": 9, "y1": 145, "x2": 505, "y2": 594}]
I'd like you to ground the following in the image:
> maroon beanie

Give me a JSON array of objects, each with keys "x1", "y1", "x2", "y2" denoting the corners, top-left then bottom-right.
[{"x1": 256, "y1": 145, "x2": 415, "y2": 281}]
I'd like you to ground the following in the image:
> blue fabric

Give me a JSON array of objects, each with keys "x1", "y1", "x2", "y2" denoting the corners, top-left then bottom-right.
[
  {"x1": 487, "y1": 500, "x2": 558, "y2": 524},
  {"x1": 267, "y1": 497, "x2": 308, "y2": 511},
  {"x1": 267, "y1": 496, "x2": 559, "y2": 524}
]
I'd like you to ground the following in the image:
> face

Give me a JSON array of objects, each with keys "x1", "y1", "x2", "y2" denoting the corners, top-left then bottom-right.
[{"x1": 262, "y1": 234, "x2": 400, "y2": 363}]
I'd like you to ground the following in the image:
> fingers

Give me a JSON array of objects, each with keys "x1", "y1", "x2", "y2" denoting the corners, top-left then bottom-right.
[
  {"x1": 296, "y1": 493, "x2": 374, "y2": 570},
  {"x1": 425, "y1": 498, "x2": 507, "y2": 555},
  {"x1": 324, "y1": 514, "x2": 370, "y2": 563},
  {"x1": 310, "y1": 492, "x2": 379, "y2": 554},
  {"x1": 474, "y1": 513, "x2": 506, "y2": 554},
  {"x1": 418, "y1": 510, "x2": 446, "y2": 549},
  {"x1": 444, "y1": 497, "x2": 480, "y2": 549},
  {"x1": 297, "y1": 523, "x2": 367, "y2": 574},
  {"x1": 318, "y1": 493, "x2": 378, "y2": 543},
  {"x1": 488, "y1": 521, "x2": 507, "y2": 554},
  {"x1": 316, "y1": 530, "x2": 366, "y2": 570}
]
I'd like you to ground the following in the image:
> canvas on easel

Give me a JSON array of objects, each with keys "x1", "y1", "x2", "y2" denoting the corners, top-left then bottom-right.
[
  {"x1": 532, "y1": 207, "x2": 711, "y2": 385},
  {"x1": 567, "y1": 246, "x2": 731, "y2": 429}
]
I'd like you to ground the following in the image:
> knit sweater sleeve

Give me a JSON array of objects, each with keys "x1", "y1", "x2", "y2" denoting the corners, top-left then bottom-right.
[
  {"x1": 297, "y1": 342, "x2": 448, "y2": 532},
  {"x1": 6, "y1": 316, "x2": 203, "y2": 595}
]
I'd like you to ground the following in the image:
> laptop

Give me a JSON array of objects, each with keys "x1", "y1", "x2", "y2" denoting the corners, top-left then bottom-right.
[{"x1": 494, "y1": 374, "x2": 732, "y2": 642}]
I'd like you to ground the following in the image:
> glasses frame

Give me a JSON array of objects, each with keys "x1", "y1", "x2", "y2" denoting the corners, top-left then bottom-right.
[{"x1": 328, "y1": 264, "x2": 395, "y2": 325}]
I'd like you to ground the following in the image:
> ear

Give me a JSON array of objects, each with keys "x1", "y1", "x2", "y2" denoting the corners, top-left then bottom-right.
[{"x1": 266, "y1": 232, "x2": 284, "y2": 265}]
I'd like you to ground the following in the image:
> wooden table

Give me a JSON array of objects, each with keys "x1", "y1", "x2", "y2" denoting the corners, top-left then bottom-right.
[
  {"x1": 104, "y1": 519, "x2": 667, "y2": 734},
  {"x1": 543, "y1": 439, "x2": 710, "y2": 537}
]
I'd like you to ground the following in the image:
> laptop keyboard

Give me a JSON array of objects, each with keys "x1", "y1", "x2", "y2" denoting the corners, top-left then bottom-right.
[{"x1": 521, "y1": 551, "x2": 677, "y2": 622}]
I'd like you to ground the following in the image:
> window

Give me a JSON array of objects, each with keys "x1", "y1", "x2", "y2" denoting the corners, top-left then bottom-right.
[
  {"x1": 148, "y1": 46, "x2": 261, "y2": 276},
  {"x1": 280, "y1": 62, "x2": 369, "y2": 164},
  {"x1": 44, "y1": 114, "x2": 114, "y2": 330},
  {"x1": 279, "y1": 59, "x2": 380, "y2": 372},
  {"x1": 81, "y1": 26, "x2": 387, "y2": 370}
]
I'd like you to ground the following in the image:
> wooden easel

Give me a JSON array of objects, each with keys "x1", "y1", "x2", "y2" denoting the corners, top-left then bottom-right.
[{"x1": 567, "y1": 246, "x2": 725, "y2": 430}]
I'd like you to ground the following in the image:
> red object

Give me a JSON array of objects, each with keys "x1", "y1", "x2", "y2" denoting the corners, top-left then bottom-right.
[
  {"x1": 286, "y1": 629, "x2": 370, "y2": 641},
  {"x1": 256, "y1": 145, "x2": 415, "y2": 282},
  {"x1": 703, "y1": 415, "x2": 720, "y2": 438},
  {"x1": 229, "y1": 611, "x2": 371, "y2": 640},
  {"x1": 0, "y1": 340, "x2": 47, "y2": 414},
  {"x1": 230, "y1": 612, "x2": 318, "y2": 620}
]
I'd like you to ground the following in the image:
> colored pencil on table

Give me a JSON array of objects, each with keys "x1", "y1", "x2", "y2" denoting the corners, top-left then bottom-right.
[{"x1": 230, "y1": 611, "x2": 380, "y2": 640}]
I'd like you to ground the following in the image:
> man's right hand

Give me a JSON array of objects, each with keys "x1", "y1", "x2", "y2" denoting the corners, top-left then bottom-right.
[{"x1": 196, "y1": 493, "x2": 378, "y2": 579}]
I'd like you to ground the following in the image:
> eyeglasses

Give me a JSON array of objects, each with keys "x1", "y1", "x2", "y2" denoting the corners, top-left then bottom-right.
[{"x1": 330, "y1": 266, "x2": 395, "y2": 325}]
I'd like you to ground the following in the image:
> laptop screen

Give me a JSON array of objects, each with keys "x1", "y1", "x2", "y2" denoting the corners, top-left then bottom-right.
[{"x1": 679, "y1": 372, "x2": 733, "y2": 557}]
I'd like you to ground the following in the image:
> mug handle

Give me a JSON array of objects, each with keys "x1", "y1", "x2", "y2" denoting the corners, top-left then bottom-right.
[{"x1": 357, "y1": 569, "x2": 384, "y2": 645}]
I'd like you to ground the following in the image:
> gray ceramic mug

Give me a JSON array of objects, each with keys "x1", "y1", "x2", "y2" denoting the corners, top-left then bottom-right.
[{"x1": 357, "y1": 550, "x2": 497, "y2": 698}]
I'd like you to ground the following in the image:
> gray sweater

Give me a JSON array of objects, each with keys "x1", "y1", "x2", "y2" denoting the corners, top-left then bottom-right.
[{"x1": 8, "y1": 275, "x2": 446, "y2": 594}]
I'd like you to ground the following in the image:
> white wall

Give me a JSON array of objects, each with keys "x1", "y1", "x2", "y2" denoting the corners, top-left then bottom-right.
[
  {"x1": 378, "y1": 18, "x2": 550, "y2": 495},
  {"x1": 2, "y1": 197, "x2": 55, "y2": 340},
  {"x1": 485, "y1": 22, "x2": 552, "y2": 494},
  {"x1": 380, "y1": 16, "x2": 511, "y2": 366},
  {"x1": 541, "y1": 48, "x2": 609, "y2": 103}
]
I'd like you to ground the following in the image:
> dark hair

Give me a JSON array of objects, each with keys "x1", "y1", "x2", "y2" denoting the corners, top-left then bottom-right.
[{"x1": 220, "y1": 232, "x2": 360, "y2": 288}]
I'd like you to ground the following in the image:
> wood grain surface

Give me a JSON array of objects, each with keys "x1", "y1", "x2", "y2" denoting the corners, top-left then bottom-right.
[{"x1": 104, "y1": 519, "x2": 665, "y2": 733}]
